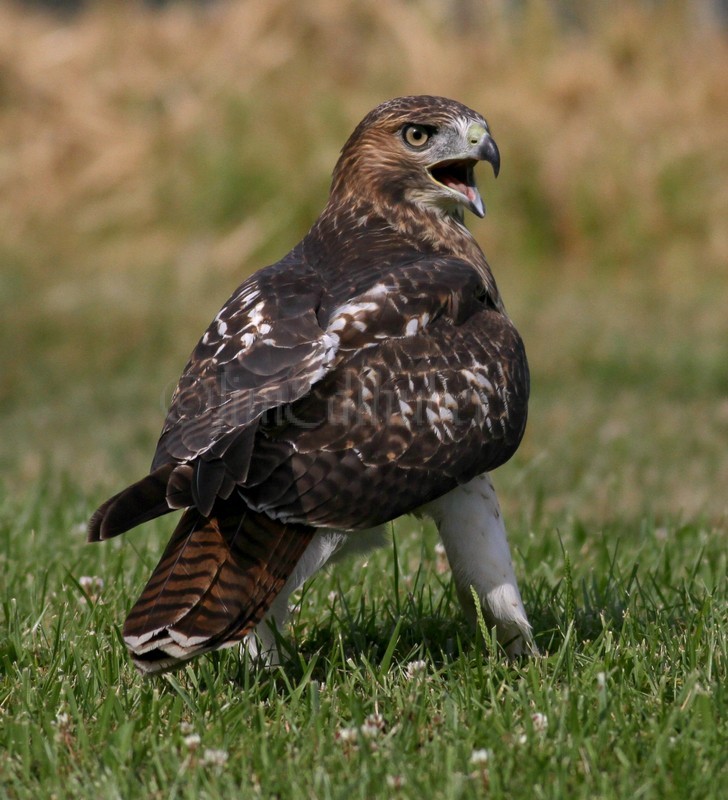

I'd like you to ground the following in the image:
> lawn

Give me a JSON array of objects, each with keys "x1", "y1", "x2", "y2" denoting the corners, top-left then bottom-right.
[
  {"x1": 1, "y1": 2, "x2": 727, "y2": 798},
  {"x1": 1, "y1": 484, "x2": 726, "y2": 798}
]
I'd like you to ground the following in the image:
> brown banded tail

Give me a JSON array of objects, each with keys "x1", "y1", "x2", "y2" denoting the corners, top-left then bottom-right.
[{"x1": 121, "y1": 498, "x2": 314, "y2": 674}]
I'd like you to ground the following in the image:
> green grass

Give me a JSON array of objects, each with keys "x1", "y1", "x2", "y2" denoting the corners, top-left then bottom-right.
[{"x1": 1, "y1": 481, "x2": 726, "y2": 799}]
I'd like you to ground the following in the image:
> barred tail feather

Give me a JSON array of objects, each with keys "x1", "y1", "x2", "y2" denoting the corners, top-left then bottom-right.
[{"x1": 122, "y1": 498, "x2": 314, "y2": 674}]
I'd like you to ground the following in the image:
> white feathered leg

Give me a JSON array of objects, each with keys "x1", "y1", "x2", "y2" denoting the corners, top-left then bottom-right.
[
  {"x1": 247, "y1": 525, "x2": 388, "y2": 664},
  {"x1": 422, "y1": 473, "x2": 534, "y2": 657}
]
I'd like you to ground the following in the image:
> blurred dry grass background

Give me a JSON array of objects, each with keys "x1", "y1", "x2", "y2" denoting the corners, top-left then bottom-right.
[{"x1": 1, "y1": 0, "x2": 727, "y2": 525}]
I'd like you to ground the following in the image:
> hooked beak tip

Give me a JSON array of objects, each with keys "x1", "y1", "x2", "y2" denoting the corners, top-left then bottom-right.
[{"x1": 480, "y1": 135, "x2": 500, "y2": 178}]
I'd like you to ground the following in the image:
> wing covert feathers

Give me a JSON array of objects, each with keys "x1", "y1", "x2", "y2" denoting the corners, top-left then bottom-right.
[{"x1": 122, "y1": 498, "x2": 314, "y2": 674}]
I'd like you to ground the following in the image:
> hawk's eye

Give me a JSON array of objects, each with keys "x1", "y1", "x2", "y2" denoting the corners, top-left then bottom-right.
[{"x1": 402, "y1": 124, "x2": 432, "y2": 148}]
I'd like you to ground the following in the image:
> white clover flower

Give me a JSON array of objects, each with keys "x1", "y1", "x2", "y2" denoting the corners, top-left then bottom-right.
[
  {"x1": 78, "y1": 575, "x2": 105, "y2": 603},
  {"x1": 405, "y1": 659, "x2": 427, "y2": 679},
  {"x1": 336, "y1": 726, "x2": 358, "y2": 743},
  {"x1": 469, "y1": 748, "x2": 492, "y2": 765},
  {"x1": 53, "y1": 710, "x2": 72, "y2": 743},
  {"x1": 183, "y1": 734, "x2": 201, "y2": 751},
  {"x1": 203, "y1": 748, "x2": 229, "y2": 767},
  {"x1": 386, "y1": 775, "x2": 406, "y2": 789},
  {"x1": 79, "y1": 576, "x2": 104, "y2": 592},
  {"x1": 55, "y1": 711, "x2": 70, "y2": 728},
  {"x1": 363, "y1": 712, "x2": 385, "y2": 731},
  {"x1": 361, "y1": 719, "x2": 384, "y2": 740},
  {"x1": 531, "y1": 712, "x2": 548, "y2": 732},
  {"x1": 434, "y1": 542, "x2": 449, "y2": 574}
]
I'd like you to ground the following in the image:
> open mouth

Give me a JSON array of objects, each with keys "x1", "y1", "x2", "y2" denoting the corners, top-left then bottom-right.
[{"x1": 428, "y1": 158, "x2": 480, "y2": 207}]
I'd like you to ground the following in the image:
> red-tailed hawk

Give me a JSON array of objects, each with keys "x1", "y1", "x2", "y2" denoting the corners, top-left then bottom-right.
[{"x1": 89, "y1": 95, "x2": 533, "y2": 673}]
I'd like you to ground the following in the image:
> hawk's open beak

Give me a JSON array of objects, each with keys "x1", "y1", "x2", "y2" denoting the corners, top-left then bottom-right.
[
  {"x1": 428, "y1": 132, "x2": 500, "y2": 219},
  {"x1": 478, "y1": 135, "x2": 500, "y2": 179},
  {"x1": 467, "y1": 134, "x2": 500, "y2": 218}
]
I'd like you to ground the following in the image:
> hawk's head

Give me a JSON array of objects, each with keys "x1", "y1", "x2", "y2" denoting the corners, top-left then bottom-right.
[{"x1": 331, "y1": 95, "x2": 500, "y2": 223}]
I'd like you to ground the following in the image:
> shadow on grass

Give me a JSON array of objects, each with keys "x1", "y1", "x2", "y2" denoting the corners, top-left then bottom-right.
[
  {"x1": 151, "y1": 532, "x2": 718, "y2": 699},
  {"x1": 179, "y1": 570, "x2": 634, "y2": 694}
]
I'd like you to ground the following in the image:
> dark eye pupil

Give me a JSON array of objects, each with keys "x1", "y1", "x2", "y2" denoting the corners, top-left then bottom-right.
[{"x1": 404, "y1": 125, "x2": 430, "y2": 147}]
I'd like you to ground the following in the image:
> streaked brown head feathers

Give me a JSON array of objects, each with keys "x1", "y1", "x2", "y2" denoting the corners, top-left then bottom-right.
[{"x1": 330, "y1": 95, "x2": 500, "y2": 226}]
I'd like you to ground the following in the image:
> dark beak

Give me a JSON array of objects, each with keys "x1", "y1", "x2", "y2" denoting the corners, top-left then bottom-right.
[{"x1": 478, "y1": 135, "x2": 500, "y2": 178}]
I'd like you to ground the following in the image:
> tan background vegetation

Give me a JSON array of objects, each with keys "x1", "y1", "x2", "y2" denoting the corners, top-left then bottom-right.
[{"x1": 1, "y1": 0, "x2": 727, "y2": 526}]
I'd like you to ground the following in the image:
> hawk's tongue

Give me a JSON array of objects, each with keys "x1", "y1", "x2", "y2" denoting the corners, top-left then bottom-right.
[
  {"x1": 440, "y1": 175, "x2": 479, "y2": 206},
  {"x1": 463, "y1": 185, "x2": 478, "y2": 204},
  {"x1": 440, "y1": 174, "x2": 469, "y2": 197},
  {"x1": 437, "y1": 170, "x2": 485, "y2": 217}
]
